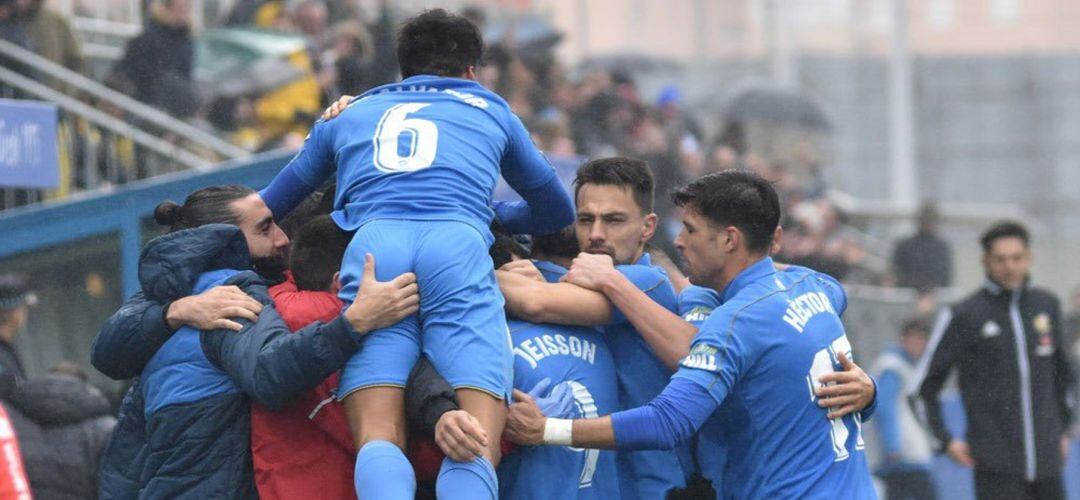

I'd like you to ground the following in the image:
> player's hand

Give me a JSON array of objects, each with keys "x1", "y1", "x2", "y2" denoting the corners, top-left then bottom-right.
[
  {"x1": 562, "y1": 252, "x2": 619, "y2": 291},
  {"x1": 526, "y1": 378, "x2": 577, "y2": 418},
  {"x1": 321, "y1": 95, "x2": 354, "y2": 120},
  {"x1": 505, "y1": 389, "x2": 547, "y2": 446},
  {"x1": 166, "y1": 285, "x2": 262, "y2": 332},
  {"x1": 500, "y1": 259, "x2": 545, "y2": 282},
  {"x1": 435, "y1": 410, "x2": 489, "y2": 462},
  {"x1": 947, "y1": 439, "x2": 975, "y2": 467},
  {"x1": 344, "y1": 254, "x2": 420, "y2": 334},
  {"x1": 814, "y1": 351, "x2": 875, "y2": 419}
]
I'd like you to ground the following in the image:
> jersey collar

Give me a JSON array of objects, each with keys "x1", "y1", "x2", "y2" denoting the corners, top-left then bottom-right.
[{"x1": 721, "y1": 256, "x2": 775, "y2": 303}]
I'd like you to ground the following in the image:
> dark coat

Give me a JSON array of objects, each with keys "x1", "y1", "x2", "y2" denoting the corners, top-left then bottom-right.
[
  {"x1": 93, "y1": 224, "x2": 363, "y2": 499},
  {"x1": 113, "y1": 18, "x2": 198, "y2": 117},
  {"x1": 6, "y1": 374, "x2": 116, "y2": 500},
  {"x1": 912, "y1": 279, "x2": 1074, "y2": 480}
]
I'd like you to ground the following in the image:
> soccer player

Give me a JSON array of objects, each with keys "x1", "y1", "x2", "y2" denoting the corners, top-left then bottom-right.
[
  {"x1": 505, "y1": 170, "x2": 878, "y2": 499},
  {"x1": 257, "y1": 9, "x2": 574, "y2": 499},
  {"x1": 492, "y1": 230, "x2": 620, "y2": 499},
  {"x1": 496, "y1": 157, "x2": 690, "y2": 498}
]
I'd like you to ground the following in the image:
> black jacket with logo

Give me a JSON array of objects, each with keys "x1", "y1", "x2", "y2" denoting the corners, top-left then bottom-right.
[{"x1": 911, "y1": 279, "x2": 1074, "y2": 480}]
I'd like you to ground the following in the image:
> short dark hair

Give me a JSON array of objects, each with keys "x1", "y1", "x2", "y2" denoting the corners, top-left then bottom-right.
[
  {"x1": 531, "y1": 226, "x2": 579, "y2": 260},
  {"x1": 289, "y1": 216, "x2": 352, "y2": 291},
  {"x1": 900, "y1": 318, "x2": 930, "y2": 338},
  {"x1": 573, "y1": 157, "x2": 655, "y2": 214},
  {"x1": 153, "y1": 185, "x2": 255, "y2": 233},
  {"x1": 397, "y1": 9, "x2": 484, "y2": 78},
  {"x1": 489, "y1": 223, "x2": 529, "y2": 269},
  {"x1": 671, "y1": 170, "x2": 780, "y2": 253},
  {"x1": 980, "y1": 221, "x2": 1030, "y2": 253}
]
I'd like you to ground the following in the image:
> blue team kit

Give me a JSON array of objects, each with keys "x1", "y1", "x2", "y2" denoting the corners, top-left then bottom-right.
[
  {"x1": 674, "y1": 259, "x2": 877, "y2": 499},
  {"x1": 259, "y1": 75, "x2": 574, "y2": 401}
]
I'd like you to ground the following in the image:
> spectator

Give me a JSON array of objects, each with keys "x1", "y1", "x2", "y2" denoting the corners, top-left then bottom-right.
[
  {"x1": 6, "y1": 370, "x2": 116, "y2": 500},
  {"x1": 911, "y1": 221, "x2": 1074, "y2": 500},
  {"x1": 328, "y1": 20, "x2": 377, "y2": 96},
  {"x1": 18, "y1": 0, "x2": 83, "y2": 74},
  {"x1": 0, "y1": 0, "x2": 30, "y2": 50},
  {"x1": 0, "y1": 274, "x2": 33, "y2": 398},
  {"x1": 112, "y1": 0, "x2": 199, "y2": 118},
  {"x1": 873, "y1": 318, "x2": 937, "y2": 500},
  {"x1": 892, "y1": 203, "x2": 953, "y2": 291}
]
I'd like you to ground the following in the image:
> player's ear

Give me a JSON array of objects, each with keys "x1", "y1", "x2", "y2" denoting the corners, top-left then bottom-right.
[
  {"x1": 724, "y1": 226, "x2": 739, "y2": 253},
  {"x1": 771, "y1": 226, "x2": 783, "y2": 256},
  {"x1": 464, "y1": 65, "x2": 478, "y2": 81},
  {"x1": 641, "y1": 212, "x2": 658, "y2": 243},
  {"x1": 330, "y1": 272, "x2": 342, "y2": 294}
]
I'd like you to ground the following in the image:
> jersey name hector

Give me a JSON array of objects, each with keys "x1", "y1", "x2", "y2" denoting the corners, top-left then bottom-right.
[{"x1": 782, "y1": 291, "x2": 837, "y2": 333}]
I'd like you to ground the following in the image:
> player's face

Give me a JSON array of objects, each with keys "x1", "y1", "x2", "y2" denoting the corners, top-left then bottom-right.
[
  {"x1": 574, "y1": 184, "x2": 656, "y2": 265},
  {"x1": 231, "y1": 194, "x2": 290, "y2": 261},
  {"x1": 982, "y1": 236, "x2": 1031, "y2": 291},
  {"x1": 674, "y1": 207, "x2": 726, "y2": 287}
]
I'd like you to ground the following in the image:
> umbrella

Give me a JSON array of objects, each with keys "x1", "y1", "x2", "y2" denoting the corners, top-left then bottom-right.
[
  {"x1": 194, "y1": 27, "x2": 310, "y2": 99},
  {"x1": 483, "y1": 16, "x2": 563, "y2": 55},
  {"x1": 721, "y1": 80, "x2": 832, "y2": 131}
]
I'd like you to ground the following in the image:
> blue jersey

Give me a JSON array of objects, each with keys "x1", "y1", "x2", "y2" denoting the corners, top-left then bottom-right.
[
  {"x1": 280, "y1": 75, "x2": 559, "y2": 237},
  {"x1": 605, "y1": 254, "x2": 690, "y2": 499},
  {"x1": 673, "y1": 258, "x2": 875, "y2": 500},
  {"x1": 677, "y1": 285, "x2": 726, "y2": 499},
  {"x1": 499, "y1": 262, "x2": 620, "y2": 499}
]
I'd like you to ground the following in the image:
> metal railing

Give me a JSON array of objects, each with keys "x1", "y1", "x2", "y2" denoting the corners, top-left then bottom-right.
[{"x1": 0, "y1": 38, "x2": 251, "y2": 211}]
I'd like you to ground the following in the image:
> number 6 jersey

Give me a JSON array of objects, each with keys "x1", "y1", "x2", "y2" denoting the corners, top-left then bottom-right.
[
  {"x1": 262, "y1": 75, "x2": 571, "y2": 239},
  {"x1": 672, "y1": 257, "x2": 877, "y2": 500}
]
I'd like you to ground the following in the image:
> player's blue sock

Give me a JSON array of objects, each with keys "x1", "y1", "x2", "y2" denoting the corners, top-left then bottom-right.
[
  {"x1": 435, "y1": 455, "x2": 498, "y2": 500},
  {"x1": 354, "y1": 440, "x2": 416, "y2": 500}
]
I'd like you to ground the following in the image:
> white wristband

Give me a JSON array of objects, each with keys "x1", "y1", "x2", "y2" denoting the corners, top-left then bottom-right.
[{"x1": 543, "y1": 418, "x2": 573, "y2": 446}]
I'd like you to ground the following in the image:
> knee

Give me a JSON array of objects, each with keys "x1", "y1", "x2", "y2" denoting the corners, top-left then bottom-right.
[{"x1": 353, "y1": 423, "x2": 407, "y2": 450}]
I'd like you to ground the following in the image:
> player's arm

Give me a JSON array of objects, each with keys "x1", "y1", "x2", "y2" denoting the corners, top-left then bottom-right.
[
  {"x1": 506, "y1": 368, "x2": 721, "y2": 450},
  {"x1": 91, "y1": 287, "x2": 262, "y2": 380},
  {"x1": 496, "y1": 114, "x2": 574, "y2": 235},
  {"x1": 908, "y1": 308, "x2": 962, "y2": 449},
  {"x1": 563, "y1": 253, "x2": 695, "y2": 369},
  {"x1": 496, "y1": 270, "x2": 613, "y2": 326},
  {"x1": 259, "y1": 120, "x2": 337, "y2": 220}
]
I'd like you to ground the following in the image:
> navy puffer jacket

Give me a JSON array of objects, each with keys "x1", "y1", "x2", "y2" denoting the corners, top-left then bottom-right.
[{"x1": 94, "y1": 224, "x2": 363, "y2": 499}]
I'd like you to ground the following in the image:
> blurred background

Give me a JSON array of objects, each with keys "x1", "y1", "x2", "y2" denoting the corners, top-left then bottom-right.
[{"x1": 2, "y1": 0, "x2": 1080, "y2": 497}]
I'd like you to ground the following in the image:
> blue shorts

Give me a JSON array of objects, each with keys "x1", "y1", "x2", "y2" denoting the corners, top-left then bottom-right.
[{"x1": 336, "y1": 219, "x2": 513, "y2": 402}]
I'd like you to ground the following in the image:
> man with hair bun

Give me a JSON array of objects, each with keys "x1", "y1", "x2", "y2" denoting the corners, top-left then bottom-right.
[{"x1": 92, "y1": 185, "x2": 420, "y2": 499}]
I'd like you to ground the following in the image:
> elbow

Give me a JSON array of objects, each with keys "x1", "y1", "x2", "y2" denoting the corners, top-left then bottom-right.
[{"x1": 90, "y1": 337, "x2": 134, "y2": 380}]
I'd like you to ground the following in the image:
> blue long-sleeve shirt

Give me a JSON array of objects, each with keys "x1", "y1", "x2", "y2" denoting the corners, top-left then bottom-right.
[
  {"x1": 611, "y1": 258, "x2": 878, "y2": 500},
  {"x1": 259, "y1": 75, "x2": 574, "y2": 239}
]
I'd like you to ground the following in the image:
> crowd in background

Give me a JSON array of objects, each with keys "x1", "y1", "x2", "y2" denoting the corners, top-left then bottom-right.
[{"x1": 5, "y1": 2, "x2": 1080, "y2": 497}]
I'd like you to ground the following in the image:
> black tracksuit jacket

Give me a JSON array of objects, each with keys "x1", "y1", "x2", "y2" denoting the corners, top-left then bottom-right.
[{"x1": 912, "y1": 278, "x2": 1074, "y2": 481}]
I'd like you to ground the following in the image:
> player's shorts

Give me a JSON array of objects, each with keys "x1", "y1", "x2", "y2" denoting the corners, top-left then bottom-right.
[{"x1": 336, "y1": 219, "x2": 513, "y2": 402}]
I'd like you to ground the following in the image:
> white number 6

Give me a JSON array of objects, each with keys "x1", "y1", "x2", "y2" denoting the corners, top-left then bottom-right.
[{"x1": 373, "y1": 103, "x2": 439, "y2": 173}]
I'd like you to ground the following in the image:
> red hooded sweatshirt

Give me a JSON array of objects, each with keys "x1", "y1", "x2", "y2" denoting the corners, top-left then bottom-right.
[{"x1": 253, "y1": 272, "x2": 356, "y2": 500}]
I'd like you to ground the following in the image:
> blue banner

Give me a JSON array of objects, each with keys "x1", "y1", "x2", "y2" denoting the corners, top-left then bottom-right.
[{"x1": 0, "y1": 99, "x2": 60, "y2": 189}]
